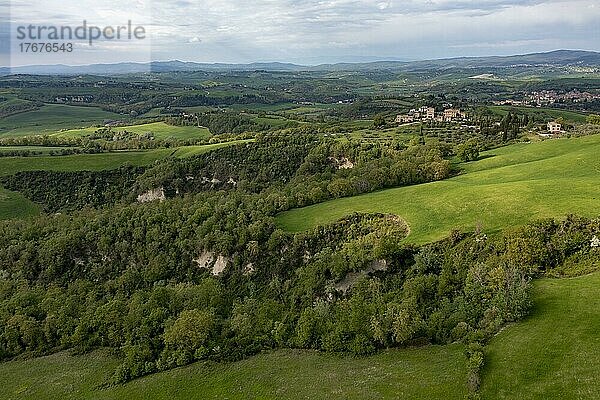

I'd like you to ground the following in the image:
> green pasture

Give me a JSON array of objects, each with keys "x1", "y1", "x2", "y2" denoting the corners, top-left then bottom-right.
[
  {"x1": 481, "y1": 272, "x2": 600, "y2": 399},
  {"x1": 0, "y1": 104, "x2": 122, "y2": 137},
  {"x1": 0, "y1": 345, "x2": 467, "y2": 400},
  {"x1": 276, "y1": 135, "x2": 600, "y2": 244},
  {"x1": 54, "y1": 122, "x2": 212, "y2": 140}
]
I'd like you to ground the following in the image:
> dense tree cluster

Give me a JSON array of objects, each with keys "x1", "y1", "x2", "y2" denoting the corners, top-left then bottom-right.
[
  {"x1": 0, "y1": 100, "x2": 41, "y2": 118},
  {"x1": 0, "y1": 193, "x2": 597, "y2": 383},
  {"x1": 1, "y1": 166, "x2": 144, "y2": 213},
  {"x1": 587, "y1": 114, "x2": 600, "y2": 125},
  {"x1": 166, "y1": 112, "x2": 270, "y2": 135},
  {"x1": 455, "y1": 139, "x2": 480, "y2": 162},
  {"x1": 3, "y1": 133, "x2": 452, "y2": 214}
]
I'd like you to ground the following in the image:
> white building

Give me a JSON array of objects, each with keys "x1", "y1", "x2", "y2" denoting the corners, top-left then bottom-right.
[{"x1": 547, "y1": 121, "x2": 562, "y2": 134}]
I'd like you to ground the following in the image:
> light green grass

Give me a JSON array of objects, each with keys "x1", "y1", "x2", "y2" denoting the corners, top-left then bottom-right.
[
  {"x1": 481, "y1": 272, "x2": 600, "y2": 399},
  {"x1": 0, "y1": 345, "x2": 467, "y2": 400},
  {"x1": 0, "y1": 149, "x2": 176, "y2": 177},
  {"x1": 0, "y1": 146, "x2": 80, "y2": 154},
  {"x1": 0, "y1": 104, "x2": 121, "y2": 137},
  {"x1": 0, "y1": 186, "x2": 40, "y2": 219},
  {"x1": 276, "y1": 135, "x2": 600, "y2": 244},
  {"x1": 54, "y1": 122, "x2": 212, "y2": 141}
]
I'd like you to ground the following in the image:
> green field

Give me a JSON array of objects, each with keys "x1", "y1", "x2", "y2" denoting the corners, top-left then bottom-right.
[
  {"x1": 0, "y1": 142, "x2": 250, "y2": 178},
  {"x1": 276, "y1": 135, "x2": 600, "y2": 244},
  {"x1": 0, "y1": 345, "x2": 467, "y2": 400},
  {"x1": 0, "y1": 146, "x2": 80, "y2": 154},
  {"x1": 0, "y1": 149, "x2": 175, "y2": 177},
  {"x1": 0, "y1": 186, "x2": 40, "y2": 219},
  {"x1": 0, "y1": 104, "x2": 122, "y2": 137},
  {"x1": 55, "y1": 122, "x2": 212, "y2": 140},
  {"x1": 481, "y1": 272, "x2": 600, "y2": 399}
]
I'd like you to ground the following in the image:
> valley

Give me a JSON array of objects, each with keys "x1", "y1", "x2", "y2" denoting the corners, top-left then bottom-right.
[{"x1": 0, "y1": 50, "x2": 599, "y2": 400}]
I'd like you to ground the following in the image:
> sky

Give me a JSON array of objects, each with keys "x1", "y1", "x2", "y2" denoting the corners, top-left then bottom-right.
[{"x1": 1, "y1": 0, "x2": 600, "y2": 66}]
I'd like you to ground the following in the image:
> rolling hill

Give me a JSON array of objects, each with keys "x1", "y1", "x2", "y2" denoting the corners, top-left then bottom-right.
[
  {"x1": 3, "y1": 50, "x2": 599, "y2": 75},
  {"x1": 276, "y1": 135, "x2": 600, "y2": 244}
]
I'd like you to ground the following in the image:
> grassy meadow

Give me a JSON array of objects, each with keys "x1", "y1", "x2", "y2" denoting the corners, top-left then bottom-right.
[
  {"x1": 54, "y1": 122, "x2": 212, "y2": 141},
  {"x1": 0, "y1": 149, "x2": 176, "y2": 177},
  {"x1": 481, "y1": 272, "x2": 600, "y2": 399},
  {"x1": 0, "y1": 187, "x2": 40, "y2": 220},
  {"x1": 0, "y1": 345, "x2": 467, "y2": 400},
  {"x1": 0, "y1": 141, "x2": 252, "y2": 177},
  {"x1": 276, "y1": 135, "x2": 600, "y2": 244}
]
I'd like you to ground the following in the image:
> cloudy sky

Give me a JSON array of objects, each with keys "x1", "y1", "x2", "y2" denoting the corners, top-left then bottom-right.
[{"x1": 2, "y1": 0, "x2": 600, "y2": 66}]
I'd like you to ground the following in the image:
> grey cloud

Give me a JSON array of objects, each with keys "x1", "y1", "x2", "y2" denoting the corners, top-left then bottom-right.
[{"x1": 4, "y1": 0, "x2": 600, "y2": 65}]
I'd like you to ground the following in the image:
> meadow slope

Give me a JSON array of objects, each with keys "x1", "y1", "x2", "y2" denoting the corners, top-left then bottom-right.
[
  {"x1": 0, "y1": 104, "x2": 121, "y2": 137},
  {"x1": 481, "y1": 272, "x2": 600, "y2": 399},
  {"x1": 54, "y1": 122, "x2": 212, "y2": 141},
  {"x1": 0, "y1": 345, "x2": 467, "y2": 400},
  {"x1": 276, "y1": 135, "x2": 600, "y2": 244}
]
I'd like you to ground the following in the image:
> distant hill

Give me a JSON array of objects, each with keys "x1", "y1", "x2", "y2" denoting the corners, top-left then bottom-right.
[
  {"x1": 401, "y1": 50, "x2": 600, "y2": 70},
  {"x1": 2, "y1": 50, "x2": 599, "y2": 75}
]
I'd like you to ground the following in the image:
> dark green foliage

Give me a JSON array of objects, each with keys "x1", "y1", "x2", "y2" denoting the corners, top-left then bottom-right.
[
  {"x1": 166, "y1": 112, "x2": 280, "y2": 135},
  {"x1": 466, "y1": 342, "x2": 485, "y2": 395},
  {"x1": 0, "y1": 194, "x2": 597, "y2": 383},
  {"x1": 1, "y1": 166, "x2": 144, "y2": 213},
  {"x1": 456, "y1": 138, "x2": 480, "y2": 162},
  {"x1": 587, "y1": 114, "x2": 600, "y2": 125},
  {"x1": 373, "y1": 114, "x2": 386, "y2": 128},
  {"x1": 3, "y1": 133, "x2": 451, "y2": 214}
]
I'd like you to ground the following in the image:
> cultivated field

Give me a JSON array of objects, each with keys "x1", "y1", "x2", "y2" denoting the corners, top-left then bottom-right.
[{"x1": 277, "y1": 135, "x2": 600, "y2": 244}]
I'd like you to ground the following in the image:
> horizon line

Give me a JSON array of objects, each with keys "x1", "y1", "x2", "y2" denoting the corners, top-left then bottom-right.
[{"x1": 3, "y1": 48, "x2": 599, "y2": 70}]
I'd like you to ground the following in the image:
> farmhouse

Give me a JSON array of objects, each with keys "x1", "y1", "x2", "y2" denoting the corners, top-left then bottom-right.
[
  {"x1": 396, "y1": 106, "x2": 468, "y2": 125},
  {"x1": 547, "y1": 121, "x2": 562, "y2": 134},
  {"x1": 443, "y1": 109, "x2": 466, "y2": 122},
  {"x1": 395, "y1": 106, "x2": 435, "y2": 125},
  {"x1": 424, "y1": 107, "x2": 436, "y2": 119},
  {"x1": 395, "y1": 114, "x2": 415, "y2": 124}
]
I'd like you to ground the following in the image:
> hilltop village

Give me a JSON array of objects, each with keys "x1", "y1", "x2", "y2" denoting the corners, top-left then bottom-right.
[{"x1": 395, "y1": 106, "x2": 467, "y2": 124}]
